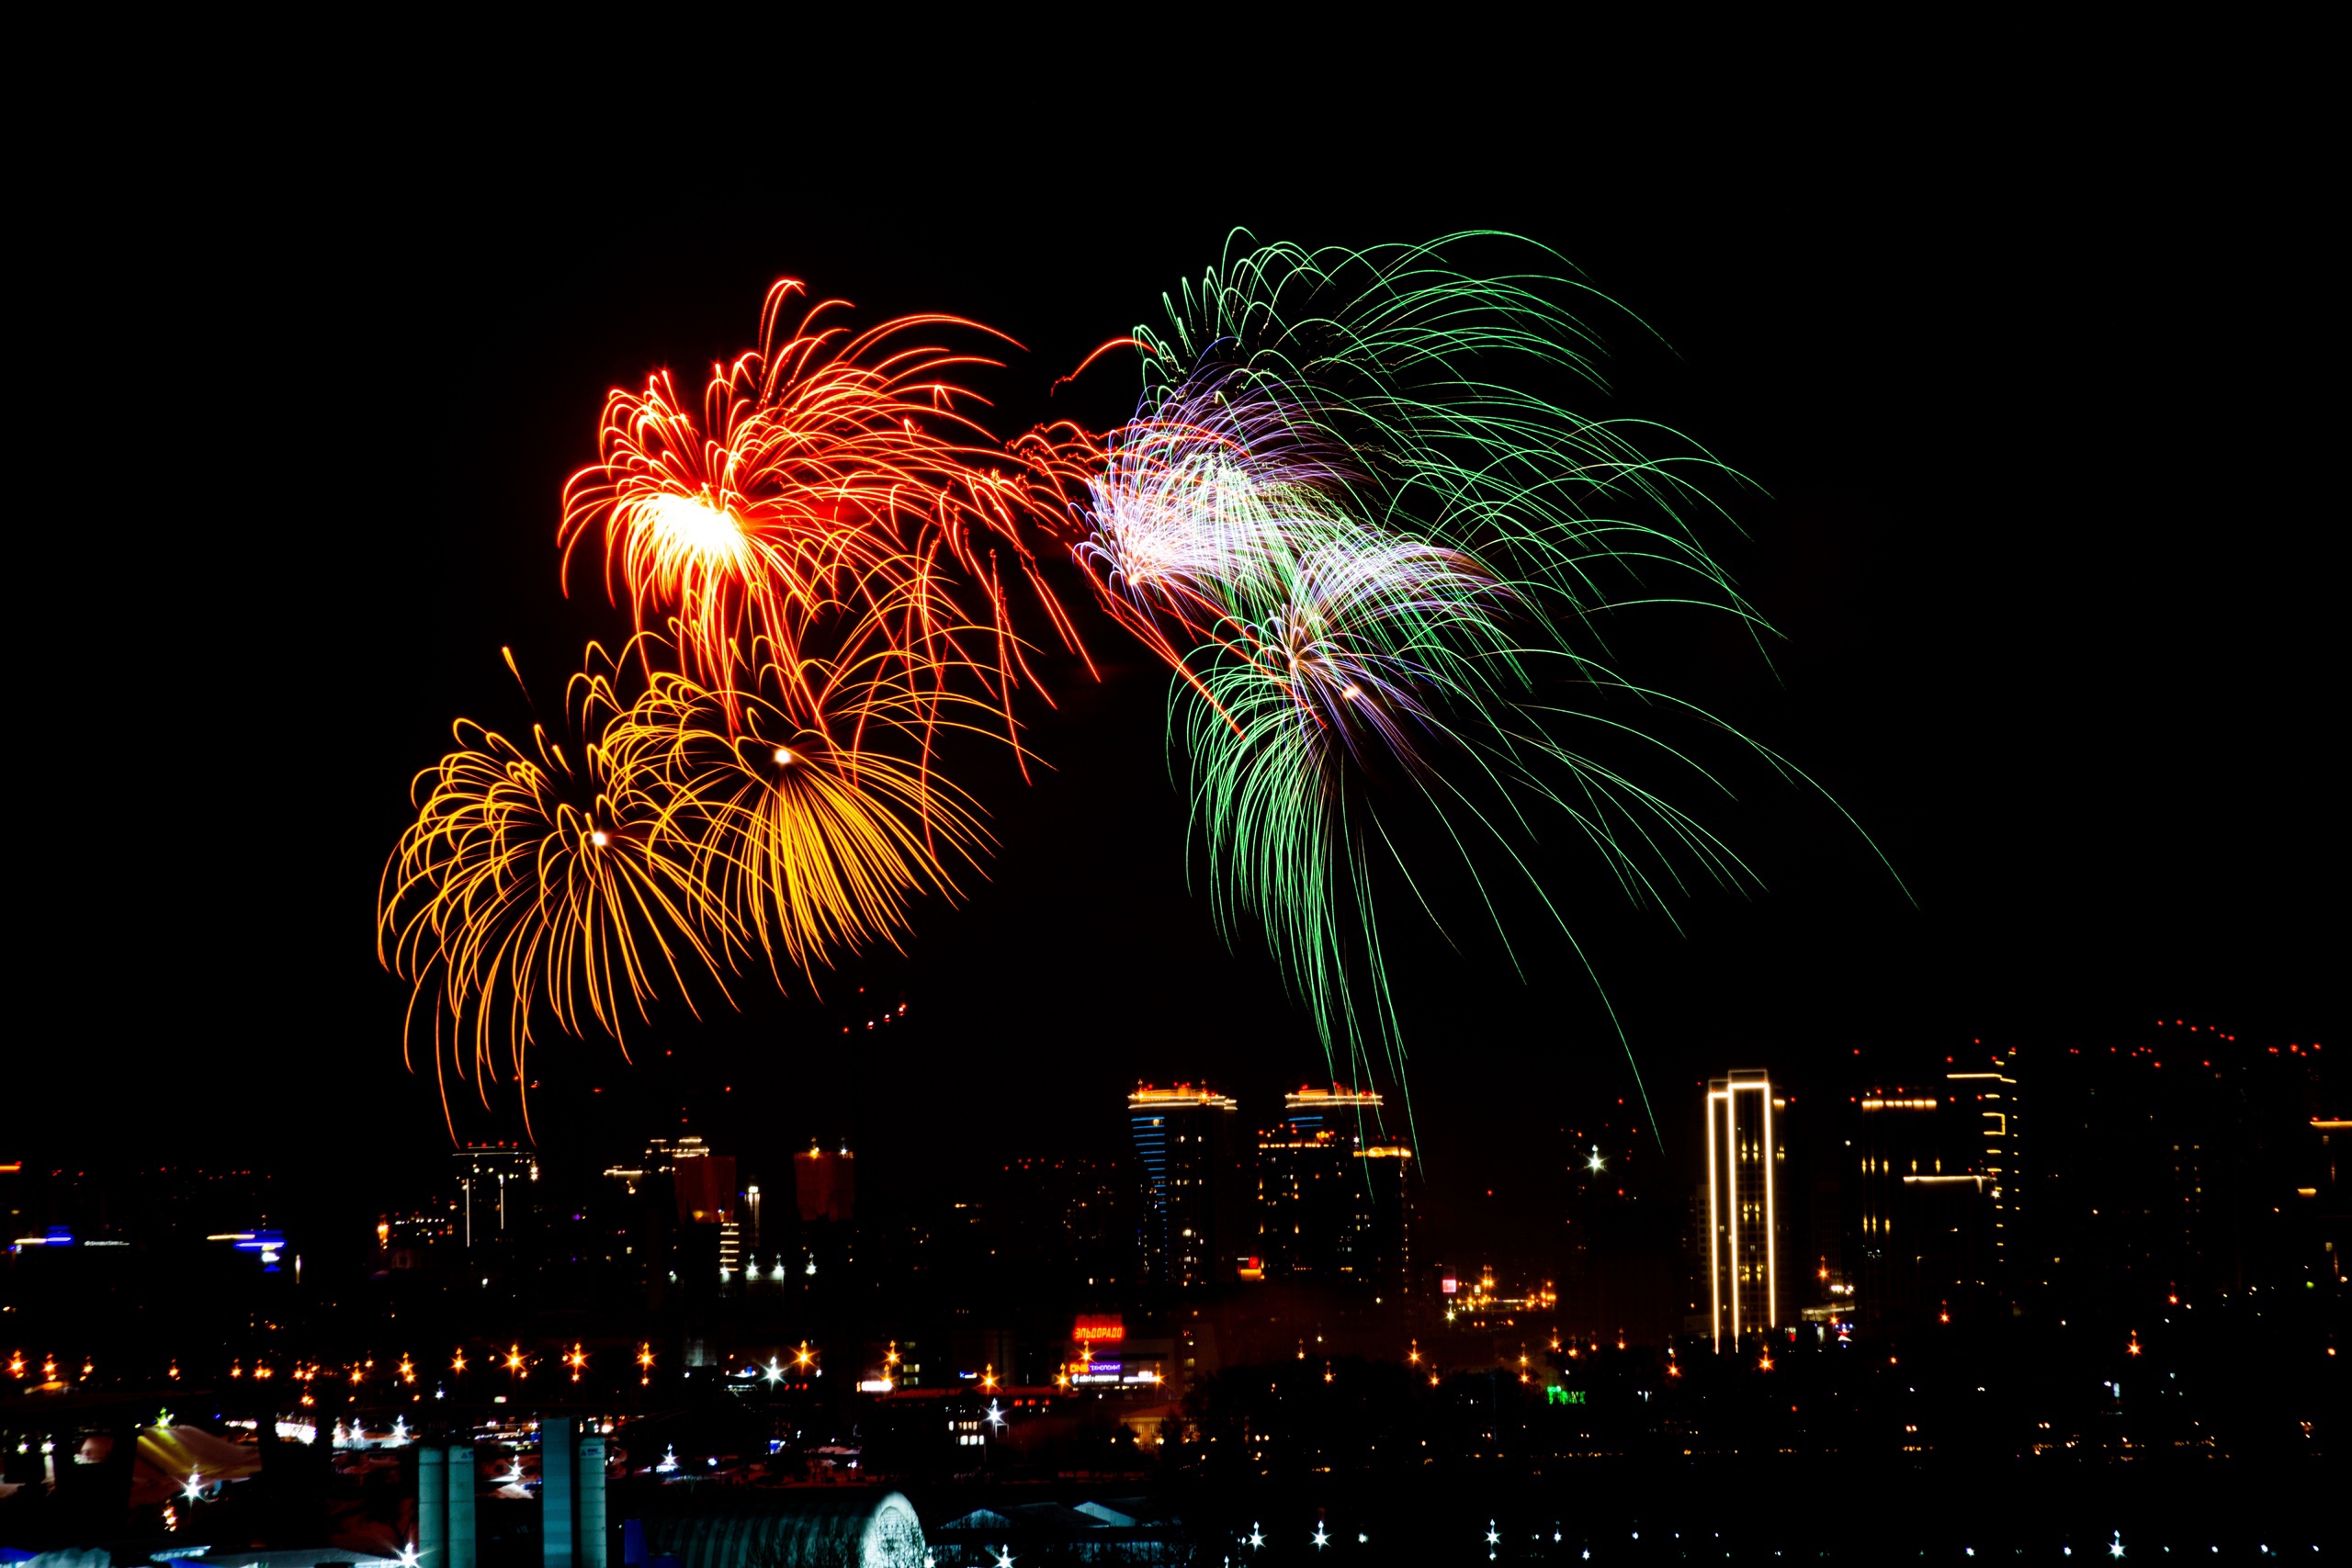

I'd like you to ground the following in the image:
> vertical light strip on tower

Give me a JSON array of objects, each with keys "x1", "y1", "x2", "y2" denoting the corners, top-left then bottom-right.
[
  {"x1": 1706, "y1": 1083, "x2": 1724, "y2": 1352},
  {"x1": 1760, "y1": 1078, "x2": 1778, "y2": 1333},
  {"x1": 1707, "y1": 1070, "x2": 1778, "y2": 1351}
]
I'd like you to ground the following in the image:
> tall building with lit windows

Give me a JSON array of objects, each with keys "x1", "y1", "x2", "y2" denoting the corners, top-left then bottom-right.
[
  {"x1": 1129, "y1": 1085, "x2": 1242, "y2": 1292},
  {"x1": 1703, "y1": 1070, "x2": 1784, "y2": 1351},
  {"x1": 1257, "y1": 1085, "x2": 1416, "y2": 1295},
  {"x1": 452, "y1": 1145, "x2": 537, "y2": 1248},
  {"x1": 1946, "y1": 1055, "x2": 2020, "y2": 1280},
  {"x1": 1849, "y1": 1084, "x2": 1994, "y2": 1332}
]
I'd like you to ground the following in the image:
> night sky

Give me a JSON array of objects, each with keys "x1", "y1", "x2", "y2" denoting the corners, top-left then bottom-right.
[{"x1": 16, "y1": 84, "x2": 2335, "y2": 1267}]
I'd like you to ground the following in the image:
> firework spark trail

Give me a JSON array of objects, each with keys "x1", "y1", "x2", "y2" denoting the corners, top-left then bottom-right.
[{"x1": 1076, "y1": 233, "x2": 1891, "y2": 1142}]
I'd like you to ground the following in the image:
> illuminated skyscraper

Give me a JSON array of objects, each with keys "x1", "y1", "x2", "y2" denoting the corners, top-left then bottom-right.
[
  {"x1": 1129, "y1": 1084, "x2": 1241, "y2": 1291},
  {"x1": 452, "y1": 1145, "x2": 537, "y2": 1248},
  {"x1": 1849, "y1": 1086, "x2": 1991, "y2": 1331},
  {"x1": 1257, "y1": 1086, "x2": 1415, "y2": 1294},
  {"x1": 1946, "y1": 1057, "x2": 2019, "y2": 1277},
  {"x1": 1703, "y1": 1070, "x2": 1784, "y2": 1351}
]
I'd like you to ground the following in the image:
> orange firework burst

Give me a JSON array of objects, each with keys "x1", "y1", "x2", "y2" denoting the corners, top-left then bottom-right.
[
  {"x1": 377, "y1": 648, "x2": 738, "y2": 1132},
  {"x1": 379, "y1": 623, "x2": 1003, "y2": 1125},
  {"x1": 604, "y1": 625, "x2": 994, "y2": 986},
  {"x1": 559, "y1": 280, "x2": 1091, "y2": 749}
]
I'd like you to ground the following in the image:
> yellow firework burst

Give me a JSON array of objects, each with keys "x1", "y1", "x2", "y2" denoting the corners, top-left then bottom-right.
[{"x1": 376, "y1": 649, "x2": 737, "y2": 1133}]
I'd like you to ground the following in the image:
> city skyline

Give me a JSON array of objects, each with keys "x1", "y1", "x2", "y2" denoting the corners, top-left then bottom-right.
[{"x1": 4, "y1": 56, "x2": 2339, "y2": 1564}]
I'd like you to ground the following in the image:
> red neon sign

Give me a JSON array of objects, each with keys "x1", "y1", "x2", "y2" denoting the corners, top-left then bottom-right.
[{"x1": 1071, "y1": 1314, "x2": 1125, "y2": 1344}]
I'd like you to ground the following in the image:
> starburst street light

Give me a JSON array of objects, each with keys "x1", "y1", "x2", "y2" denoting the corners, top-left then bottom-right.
[
  {"x1": 1587, "y1": 1148, "x2": 1605, "y2": 1174},
  {"x1": 1249, "y1": 1523, "x2": 1265, "y2": 1549},
  {"x1": 2109, "y1": 1530, "x2": 2125, "y2": 1558},
  {"x1": 1487, "y1": 1522, "x2": 1501, "y2": 1546},
  {"x1": 1312, "y1": 1523, "x2": 1329, "y2": 1550},
  {"x1": 182, "y1": 1472, "x2": 204, "y2": 1503},
  {"x1": 985, "y1": 1402, "x2": 1005, "y2": 1431},
  {"x1": 764, "y1": 1358, "x2": 784, "y2": 1385}
]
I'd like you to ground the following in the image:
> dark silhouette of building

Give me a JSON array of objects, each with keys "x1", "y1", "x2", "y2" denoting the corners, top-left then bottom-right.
[
  {"x1": 2033, "y1": 1027, "x2": 2332, "y2": 1314},
  {"x1": 794, "y1": 1145, "x2": 856, "y2": 1224},
  {"x1": 1560, "y1": 1098, "x2": 1678, "y2": 1348}
]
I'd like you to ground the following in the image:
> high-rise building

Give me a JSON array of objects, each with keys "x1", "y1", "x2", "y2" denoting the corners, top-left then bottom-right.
[
  {"x1": 794, "y1": 1145, "x2": 856, "y2": 1224},
  {"x1": 1847, "y1": 1080, "x2": 1996, "y2": 1333},
  {"x1": 1129, "y1": 1084, "x2": 1241, "y2": 1291},
  {"x1": 1562, "y1": 1100, "x2": 1679, "y2": 1348},
  {"x1": 1256, "y1": 1086, "x2": 1414, "y2": 1294},
  {"x1": 2034, "y1": 1027, "x2": 2329, "y2": 1311},
  {"x1": 452, "y1": 1145, "x2": 537, "y2": 1248},
  {"x1": 1703, "y1": 1069, "x2": 1784, "y2": 1351},
  {"x1": 1947, "y1": 1057, "x2": 2020, "y2": 1280}
]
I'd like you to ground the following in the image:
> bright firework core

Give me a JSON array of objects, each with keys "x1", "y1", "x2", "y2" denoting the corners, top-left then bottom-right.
[{"x1": 638, "y1": 493, "x2": 747, "y2": 568}]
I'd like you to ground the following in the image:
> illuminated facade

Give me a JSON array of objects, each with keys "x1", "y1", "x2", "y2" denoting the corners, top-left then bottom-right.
[
  {"x1": 1281, "y1": 1084, "x2": 1385, "y2": 1137},
  {"x1": 1129, "y1": 1085, "x2": 1240, "y2": 1291},
  {"x1": 452, "y1": 1145, "x2": 537, "y2": 1248},
  {"x1": 1704, "y1": 1070, "x2": 1783, "y2": 1350},
  {"x1": 1256, "y1": 1086, "x2": 1415, "y2": 1294},
  {"x1": 1947, "y1": 1059, "x2": 2019, "y2": 1278},
  {"x1": 1850, "y1": 1083, "x2": 1993, "y2": 1330}
]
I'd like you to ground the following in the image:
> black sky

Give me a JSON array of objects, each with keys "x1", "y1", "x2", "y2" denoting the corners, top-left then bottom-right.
[{"x1": 12, "y1": 68, "x2": 2337, "y2": 1263}]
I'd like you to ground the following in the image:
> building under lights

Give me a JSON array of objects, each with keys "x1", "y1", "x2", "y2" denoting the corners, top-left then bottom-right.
[
  {"x1": 1256, "y1": 1086, "x2": 1416, "y2": 1295},
  {"x1": 451, "y1": 1144, "x2": 537, "y2": 1248},
  {"x1": 1129, "y1": 1084, "x2": 1242, "y2": 1292},
  {"x1": 1703, "y1": 1070, "x2": 1785, "y2": 1351},
  {"x1": 1947, "y1": 1055, "x2": 2020, "y2": 1281},
  {"x1": 1849, "y1": 1086, "x2": 1993, "y2": 1331}
]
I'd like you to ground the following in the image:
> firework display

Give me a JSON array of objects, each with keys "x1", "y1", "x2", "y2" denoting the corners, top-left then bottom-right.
[
  {"x1": 382, "y1": 284, "x2": 1076, "y2": 1124},
  {"x1": 1072, "y1": 234, "x2": 1866, "y2": 1131},
  {"x1": 381, "y1": 240, "x2": 1860, "y2": 1130}
]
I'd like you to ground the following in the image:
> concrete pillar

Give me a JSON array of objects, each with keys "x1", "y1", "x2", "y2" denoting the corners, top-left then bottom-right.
[
  {"x1": 417, "y1": 1444, "x2": 447, "y2": 1568},
  {"x1": 540, "y1": 1417, "x2": 574, "y2": 1568},
  {"x1": 447, "y1": 1442, "x2": 478, "y2": 1568},
  {"x1": 576, "y1": 1433, "x2": 606, "y2": 1568}
]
